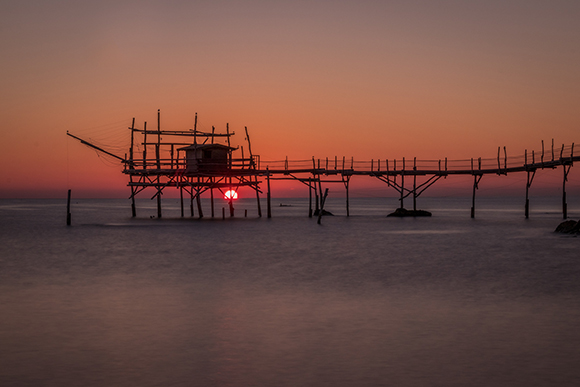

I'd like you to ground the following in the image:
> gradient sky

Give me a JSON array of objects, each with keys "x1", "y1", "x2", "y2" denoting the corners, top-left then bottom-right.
[{"x1": 1, "y1": 0, "x2": 579, "y2": 198}]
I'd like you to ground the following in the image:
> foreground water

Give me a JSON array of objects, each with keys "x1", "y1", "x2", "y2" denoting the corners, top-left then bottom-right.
[{"x1": 1, "y1": 197, "x2": 579, "y2": 386}]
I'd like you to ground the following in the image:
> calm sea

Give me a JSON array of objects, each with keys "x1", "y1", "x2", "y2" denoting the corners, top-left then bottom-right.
[{"x1": 1, "y1": 197, "x2": 579, "y2": 387}]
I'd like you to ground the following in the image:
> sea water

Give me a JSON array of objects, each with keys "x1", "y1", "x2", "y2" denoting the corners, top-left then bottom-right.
[{"x1": 1, "y1": 197, "x2": 579, "y2": 387}]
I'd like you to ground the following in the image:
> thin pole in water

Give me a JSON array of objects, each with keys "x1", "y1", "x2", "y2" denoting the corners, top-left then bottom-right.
[{"x1": 67, "y1": 189, "x2": 71, "y2": 226}]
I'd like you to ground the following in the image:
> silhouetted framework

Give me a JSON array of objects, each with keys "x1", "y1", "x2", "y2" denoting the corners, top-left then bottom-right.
[
  {"x1": 67, "y1": 111, "x2": 578, "y2": 220},
  {"x1": 123, "y1": 110, "x2": 264, "y2": 219}
]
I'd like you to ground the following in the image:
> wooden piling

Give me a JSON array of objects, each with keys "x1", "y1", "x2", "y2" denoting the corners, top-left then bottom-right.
[
  {"x1": 157, "y1": 183, "x2": 162, "y2": 218},
  {"x1": 525, "y1": 170, "x2": 535, "y2": 219},
  {"x1": 211, "y1": 185, "x2": 215, "y2": 218},
  {"x1": 471, "y1": 176, "x2": 476, "y2": 218},
  {"x1": 344, "y1": 176, "x2": 350, "y2": 217},
  {"x1": 317, "y1": 188, "x2": 329, "y2": 225},
  {"x1": 196, "y1": 193, "x2": 204, "y2": 219},
  {"x1": 308, "y1": 177, "x2": 313, "y2": 218},
  {"x1": 180, "y1": 186, "x2": 184, "y2": 218},
  {"x1": 471, "y1": 175, "x2": 482, "y2": 218},
  {"x1": 255, "y1": 175, "x2": 262, "y2": 218},
  {"x1": 267, "y1": 168, "x2": 272, "y2": 218},
  {"x1": 130, "y1": 175, "x2": 136, "y2": 218},
  {"x1": 67, "y1": 189, "x2": 71, "y2": 226}
]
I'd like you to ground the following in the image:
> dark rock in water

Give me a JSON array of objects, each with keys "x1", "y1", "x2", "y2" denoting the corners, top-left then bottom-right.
[
  {"x1": 387, "y1": 208, "x2": 432, "y2": 217},
  {"x1": 313, "y1": 209, "x2": 334, "y2": 216},
  {"x1": 555, "y1": 220, "x2": 580, "y2": 234}
]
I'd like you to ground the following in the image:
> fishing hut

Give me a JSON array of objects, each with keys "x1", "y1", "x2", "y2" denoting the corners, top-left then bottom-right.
[{"x1": 67, "y1": 110, "x2": 264, "y2": 219}]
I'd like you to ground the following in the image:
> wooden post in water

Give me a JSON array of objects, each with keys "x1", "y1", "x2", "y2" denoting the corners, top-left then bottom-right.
[
  {"x1": 314, "y1": 176, "x2": 320, "y2": 215},
  {"x1": 563, "y1": 164, "x2": 569, "y2": 219},
  {"x1": 157, "y1": 184, "x2": 162, "y2": 219},
  {"x1": 255, "y1": 175, "x2": 262, "y2": 218},
  {"x1": 308, "y1": 177, "x2": 313, "y2": 218},
  {"x1": 196, "y1": 194, "x2": 204, "y2": 219},
  {"x1": 180, "y1": 186, "x2": 184, "y2": 217},
  {"x1": 471, "y1": 176, "x2": 476, "y2": 218},
  {"x1": 471, "y1": 175, "x2": 482, "y2": 218},
  {"x1": 267, "y1": 168, "x2": 272, "y2": 218},
  {"x1": 210, "y1": 181, "x2": 215, "y2": 218},
  {"x1": 196, "y1": 179, "x2": 204, "y2": 219},
  {"x1": 344, "y1": 175, "x2": 350, "y2": 217},
  {"x1": 130, "y1": 176, "x2": 136, "y2": 218},
  {"x1": 190, "y1": 189, "x2": 194, "y2": 217},
  {"x1": 525, "y1": 169, "x2": 535, "y2": 219},
  {"x1": 317, "y1": 188, "x2": 329, "y2": 225},
  {"x1": 67, "y1": 189, "x2": 72, "y2": 226},
  {"x1": 318, "y1": 177, "x2": 324, "y2": 215}
]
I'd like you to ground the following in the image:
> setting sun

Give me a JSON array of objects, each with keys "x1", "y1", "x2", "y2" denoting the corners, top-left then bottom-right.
[{"x1": 224, "y1": 190, "x2": 238, "y2": 200}]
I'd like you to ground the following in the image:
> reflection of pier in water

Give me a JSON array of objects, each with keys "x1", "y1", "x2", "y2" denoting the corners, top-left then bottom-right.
[{"x1": 67, "y1": 111, "x2": 578, "y2": 220}]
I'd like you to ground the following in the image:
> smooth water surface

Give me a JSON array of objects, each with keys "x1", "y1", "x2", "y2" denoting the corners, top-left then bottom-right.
[{"x1": 1, "y1": 198, "x2": 579, "y2": 386}]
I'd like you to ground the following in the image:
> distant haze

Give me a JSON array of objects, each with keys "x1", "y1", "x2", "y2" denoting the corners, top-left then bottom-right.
[{"x1": 1, "y1": 1, "x2": 579, "y2": 198}]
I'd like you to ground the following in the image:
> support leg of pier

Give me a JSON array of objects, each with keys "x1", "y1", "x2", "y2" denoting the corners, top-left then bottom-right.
[
  {"x1": 400, "y1": 173, "x2": 405, "y2": 209},
  {"x1": 211, "y1": 187, "x2": 215, "y2": 218},
  {"x1": 471, "y1": 175, "x2": 482, "y2": 219},
  {"x1": 190, "y1": 191, "x2": 194, "y2": 217},
  {"x1": 308, "y1": 177, "x2": 313, "y2": 218},
  {"x1": 67, "y1": 189, "x2": 71, "y2": 226},
  {"x1": 180, "y1": 187, "x2": 184, "y2": 218},
  {"x1": 256, "y1": 176, "x2": 262, "y2": 218},
  {"x1": 525, "y1": 171, "x2": 530, "y2": 219},
  {"x1": 346, "y1": 179, "x2": 350, "y2": 217},
  {"x1": 267, "y1": 168, "x2": 272, "y2": 218},
  {"x1": 229, "y1": 198, "x2": 234, "y2": 217},
  {"x1": 131, "y1": 191, "x2": 136, "y2": 218},
  {"x1": 196, "y1": 193, "x2": 204, "y2": 219},
  {"x1": 317, "y1": 188, "x2": 329, "y2": 225},
  {"x1": 413, "y1": 174, "x2": 417, "y2": 211},
  {"x1": 563, "y1": 164, "x2": 569, "y2": 220},
  {"x1": 157, "y1": 188, "x2": 162, "y2": 219}
]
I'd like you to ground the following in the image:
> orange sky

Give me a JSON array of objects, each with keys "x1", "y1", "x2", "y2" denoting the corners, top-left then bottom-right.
[{"x1": 1, "y1": 1, "x2": 579, "y2": 198}]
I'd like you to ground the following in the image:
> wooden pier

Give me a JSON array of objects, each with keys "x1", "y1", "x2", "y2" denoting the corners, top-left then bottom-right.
[{"x1": 67, "y1": 111, "x2": 577, "y2": 220}]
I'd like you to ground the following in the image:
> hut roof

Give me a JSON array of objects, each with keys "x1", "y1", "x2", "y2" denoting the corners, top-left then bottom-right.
[{"x1": 178, "y1": 143, "x2": 236, "y2": 151}]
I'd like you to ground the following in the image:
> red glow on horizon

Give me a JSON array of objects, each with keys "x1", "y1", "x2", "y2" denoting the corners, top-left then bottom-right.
[{"x1": 224, "y1": 190, "x2": 238, "y2": 200}]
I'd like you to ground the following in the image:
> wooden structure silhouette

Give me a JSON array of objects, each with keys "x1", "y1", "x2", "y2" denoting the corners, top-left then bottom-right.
[{"x1": 67, "y1": 111, "x2": 578, "y2": 220}]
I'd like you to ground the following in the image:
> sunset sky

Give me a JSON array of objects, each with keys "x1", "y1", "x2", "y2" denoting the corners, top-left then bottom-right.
[{"x1": 1, "y1": 0, "x2": 579, "y2": 198}]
